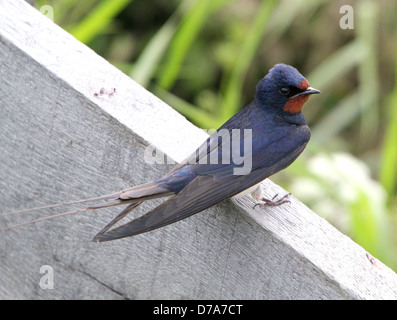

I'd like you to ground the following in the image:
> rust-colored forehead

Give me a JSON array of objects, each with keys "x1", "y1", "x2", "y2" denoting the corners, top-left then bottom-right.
[{"x1": 299, "y1": 79, "x2": 310, "y2": 90}]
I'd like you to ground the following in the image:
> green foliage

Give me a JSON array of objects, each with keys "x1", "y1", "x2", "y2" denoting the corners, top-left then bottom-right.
[
  {"x1": 69, "y1": 0, "x2": 132, "y2": 43},
  {"x1": 218, "y1": 0, "x2": 277, "y2": 121},
  {"x1": 380, "y1": 51, "x2": 397, "y2": 201},
  {"x1": 37, "y1": 0, "x2": 397, "y2": 270},
  {"x1": 157, "y1": 0, "x2": 214, "y2": 89}
]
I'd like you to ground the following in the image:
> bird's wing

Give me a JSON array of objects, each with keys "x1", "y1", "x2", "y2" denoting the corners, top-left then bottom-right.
[
  {"x1": 96, "y1": 172, "x2": 253, "y2": 241},
  {"x1": 192, "y1": 125, "x2": 307, "y2": 178},
  {"x1": 96, "y1": 142, "x2": 306, "y2": 242},
  {"x1": 165, "y1": 104, "x2": 255, "y2": 175},
  {"x1": 165, "y1": 126, "x2": 234, "y2": 175}
]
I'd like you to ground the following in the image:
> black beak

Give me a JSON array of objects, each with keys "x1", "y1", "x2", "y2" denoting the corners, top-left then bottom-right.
[{"x1": 291, "y1": 86, "x2": 321, "y2": 99}]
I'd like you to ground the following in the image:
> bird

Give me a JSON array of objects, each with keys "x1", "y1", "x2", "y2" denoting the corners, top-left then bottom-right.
[{"x1": 1, "y1": 63, "x2": 320, "y2": 242}]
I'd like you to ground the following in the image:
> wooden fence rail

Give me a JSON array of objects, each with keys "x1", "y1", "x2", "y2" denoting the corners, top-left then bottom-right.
[{"x1": 1, "y1": 0, "x2": 397, "y2": 299}]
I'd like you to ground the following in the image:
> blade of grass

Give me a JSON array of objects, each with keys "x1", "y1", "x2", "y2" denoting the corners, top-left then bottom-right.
[
  {"x1": 69, "y1": 0, "x2": 132, "y2": 44},
  {"x1": 157, "y1": 0, "x2": 213, "y2": 90},
  {"x1": 129, "y1": 0, "x2": 200, "y2": 87},
  {"x1": 311, "y1": 92, "x2": 359, "y2": 144},
  {"x1": 130, "y1": 17, "x2": 178, "y2": 87},
  {"x1": 308, "y1": 40, "x2": 367, "y2": 89},
  {"x1": 308, "y1": 40, "x2": 367, "y2": 143},
  {"x1": 379, "y1": 53, "x2": 397, "y2": 199},
  {"x1": 61, "y1": 0, "x2": 97, "y2": 26},
  {"x1": 265, "y1": 0, "x2": 330, "y2": 48},
  {"x1": 357, "y1": 0, "x2": 379, "y2": 143},
  {"x1": 349, "y1": 188, "x2": 393, "y2": 268},
  {"x1": 218, "y1": 0, "x2": 277, "y2": 122},
  {"x1": 131, "y1": 0, "x2": 233, "y2": 89},
  {"x1": 154, "y1": 86, "x2": 220, "y2": 129}
]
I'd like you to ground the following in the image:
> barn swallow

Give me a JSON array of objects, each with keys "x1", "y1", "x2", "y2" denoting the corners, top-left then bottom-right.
[{"x1": 1, "y1": 64, "x2": 320, "y2": 241}]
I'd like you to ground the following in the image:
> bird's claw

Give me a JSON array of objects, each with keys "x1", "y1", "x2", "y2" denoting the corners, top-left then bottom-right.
[{"x1": 253, "y1": 193, "x2": 291, "y2": 209}]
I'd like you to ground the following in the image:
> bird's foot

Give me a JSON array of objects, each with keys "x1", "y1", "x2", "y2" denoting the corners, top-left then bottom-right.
[{"x1": 253, "y1": 193, "x2": 291, "y2": 208}]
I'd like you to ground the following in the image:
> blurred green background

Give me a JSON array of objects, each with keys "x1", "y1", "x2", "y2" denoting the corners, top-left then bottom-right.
[{"x1": 36, "y1": 0, "x2": 397, "y2": 270}]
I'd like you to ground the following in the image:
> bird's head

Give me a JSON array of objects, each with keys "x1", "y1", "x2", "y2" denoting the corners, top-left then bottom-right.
[{"x1": 255, "y1": 64, "x2": 320, "y2": 115}]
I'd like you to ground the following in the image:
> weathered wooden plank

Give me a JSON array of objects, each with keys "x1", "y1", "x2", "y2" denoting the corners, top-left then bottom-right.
[{"x1": 1, "y1": 0, "x2": 397, "y2": 299}]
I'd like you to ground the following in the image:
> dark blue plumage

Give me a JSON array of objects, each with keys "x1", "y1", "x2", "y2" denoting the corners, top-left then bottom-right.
[{"x1": 95, "y1": 64, "x2": 320, "y2": 241}]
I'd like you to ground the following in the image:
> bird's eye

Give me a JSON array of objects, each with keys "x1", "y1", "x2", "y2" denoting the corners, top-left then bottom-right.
[{"x1": 279, "y1": 87, "x2": 290, "y2": 95}]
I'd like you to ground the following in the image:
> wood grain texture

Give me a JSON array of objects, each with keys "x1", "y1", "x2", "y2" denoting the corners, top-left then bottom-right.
[{"x1": 1, "y1": 0, "x2": 397, "y2": 299}]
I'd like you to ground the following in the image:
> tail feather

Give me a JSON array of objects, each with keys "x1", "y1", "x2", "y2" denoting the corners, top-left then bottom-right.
[
  {"x1": 0, "y1": 182, "x2": 174, "y2": 235},
  {"x1": 117, "y1": 182, "x2": 172, "y2": 200},
  {"x1": 0, "y1": 192, "x2": 122, "y2": 217},
  {"x1": 92, "y1": 202, "x2": 142, "y2": 242}
]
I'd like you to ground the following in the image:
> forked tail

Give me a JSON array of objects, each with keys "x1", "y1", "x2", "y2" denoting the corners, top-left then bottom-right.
[{"x1": 0, "y1": 182, "x2": 173, "y2": 238}]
